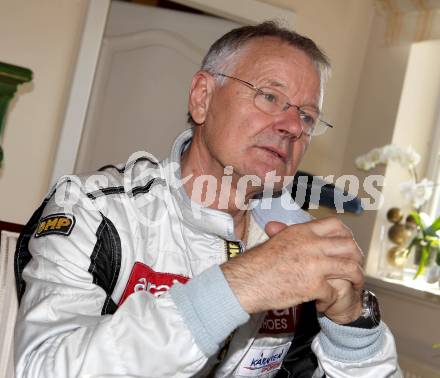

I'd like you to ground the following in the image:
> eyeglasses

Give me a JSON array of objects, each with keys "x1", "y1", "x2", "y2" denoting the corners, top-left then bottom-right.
[{"x1": 214, "y1": 73, "x2": 333, "y2": 137}]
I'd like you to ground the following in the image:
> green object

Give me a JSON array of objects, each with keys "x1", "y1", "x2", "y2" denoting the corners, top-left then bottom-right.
[
  {"x1": 0, "y1": 61, "x2": 33, "y2": 165},
  {"x1": 406, "y1": 210, "x2": 440, "y2": 278}
]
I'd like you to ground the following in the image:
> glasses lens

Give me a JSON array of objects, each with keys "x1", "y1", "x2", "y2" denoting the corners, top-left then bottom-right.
[
  {"x1": 253, "y1": 86, "x2": 331, "y2": 137},
  {"x1": 254, "y1": 87, "x2": 286, "y2": 115},
  {"x1": 309, "y1": 120, "x2": 330, "y2": 136},
  {"x1": 298, "y1": 107, "x2": 319, "y2": 136}
]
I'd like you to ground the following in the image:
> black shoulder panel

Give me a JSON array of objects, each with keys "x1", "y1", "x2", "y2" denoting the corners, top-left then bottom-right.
[
  {"x1": 88, "y1": 216, "x2": 122, "y2": 315},
  {"x1": 15, "y1": 196, "x2": 52, "y2": 304},
  {"x1": 15, "y1": 201, "x2": 122, "y2": 316}
]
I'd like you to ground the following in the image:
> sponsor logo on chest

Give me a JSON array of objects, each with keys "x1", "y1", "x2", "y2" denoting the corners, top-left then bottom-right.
[
  {"x1": 118, "y1": 262, "x2": 189, "y2": 305},
  {"x1": 259, "y1": 306, "x2": 301, "y2": 335},
  {"x1": 236, "y1": 342, "x2": 291, "y2": 377}
]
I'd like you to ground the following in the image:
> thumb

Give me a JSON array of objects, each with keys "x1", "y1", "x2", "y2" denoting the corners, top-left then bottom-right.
[{"x1": 265, "y1": 221, "x2": 288, "y2": 237}]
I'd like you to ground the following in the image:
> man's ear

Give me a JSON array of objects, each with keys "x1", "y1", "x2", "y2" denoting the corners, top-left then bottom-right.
[{"x1": 188, "y1": 71, "x2": 215, "y2": 125}]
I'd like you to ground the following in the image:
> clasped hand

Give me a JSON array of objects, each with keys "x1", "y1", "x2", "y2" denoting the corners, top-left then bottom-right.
[{"x1": 222, "y1": 217, "x2": 363, "y2": 324}]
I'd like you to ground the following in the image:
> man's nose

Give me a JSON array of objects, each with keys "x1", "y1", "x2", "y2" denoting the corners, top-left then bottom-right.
[{"x1": 273, "y1": 107, "x2": 303, "y2": 139}]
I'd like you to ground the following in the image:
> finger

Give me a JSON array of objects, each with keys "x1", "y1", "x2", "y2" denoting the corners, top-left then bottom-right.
[
  {"x1": 327, "y1": 279, "x2": 363, "y2": 304},
  {"x1": 320, "y1": 237, "x2": 364, "y2": 265},
  {"x1": 321, "y1": 257, "x2": 364, "y2": 290},
  {"x1": 308, "y1": 217, "x2": 353, "y2": 238},
  {"x1": 265, "y1": 221, "x2": 288, "y2": 237},
  {"x1": 327, "y1": 277, "x2": 352, "y2": 292},
  {"x1": 315, "y1": 280, "x2": 338, "y2": 313}
]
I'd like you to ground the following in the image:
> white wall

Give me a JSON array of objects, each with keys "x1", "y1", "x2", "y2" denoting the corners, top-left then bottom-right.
[
  {"x1": 0, "y1": 0, "x2": 88, "y2": 224},
  {"x1": 367, "y1": 277, "x2": 440, "y2": 373},
  {"x1": 338, "y1": 11, "x2": 412, "y2": 255}
]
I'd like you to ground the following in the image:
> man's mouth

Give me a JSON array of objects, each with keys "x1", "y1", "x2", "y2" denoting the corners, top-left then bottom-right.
[{"x1": 259, "y1": 146, "x2": 287, "y2": 163}]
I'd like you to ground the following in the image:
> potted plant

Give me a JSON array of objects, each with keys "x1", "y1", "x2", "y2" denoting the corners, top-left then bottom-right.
[
  {"x1": 355, "y1": 144, "x2": 440, "y2": 285},
  {"x1": 406, "y1": 211, "x2": 440, "y2": 281}
]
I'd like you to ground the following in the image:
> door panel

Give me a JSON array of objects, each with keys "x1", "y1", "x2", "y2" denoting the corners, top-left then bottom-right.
[{"x1": 75, "y1": 0, "x2": 240, "y2": 173}]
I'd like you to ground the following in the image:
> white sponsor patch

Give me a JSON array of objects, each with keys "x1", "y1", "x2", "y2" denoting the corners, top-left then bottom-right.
[{"x1": 235, "y1": 342, "x2": 291, "y2": 377}]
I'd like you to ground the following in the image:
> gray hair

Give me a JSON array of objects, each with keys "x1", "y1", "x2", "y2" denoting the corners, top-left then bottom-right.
[
  {"x1": 202, "y1": 21, "x2": 330, "y2": 84},
  {"x1": 188, "y1": 21, "x2": 331, "y2": 125}
]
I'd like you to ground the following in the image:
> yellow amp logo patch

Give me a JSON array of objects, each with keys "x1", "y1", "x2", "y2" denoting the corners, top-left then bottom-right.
[
  {"x1": 35, "y1": 214, "x2": 75, "y2": 238},
  {"x1": 225, "y1": 241, "x2": 243, "y2": 260}
]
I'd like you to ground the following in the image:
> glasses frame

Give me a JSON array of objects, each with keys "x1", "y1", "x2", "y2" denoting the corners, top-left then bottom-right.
[{"x1": 214, "y1": 72, "x2": 334, "y2": 136}]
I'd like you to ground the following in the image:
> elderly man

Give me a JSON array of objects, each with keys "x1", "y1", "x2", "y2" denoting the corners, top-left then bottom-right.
[{"x1": 15, "y1": 22, "x2": 399, "y2": 377}]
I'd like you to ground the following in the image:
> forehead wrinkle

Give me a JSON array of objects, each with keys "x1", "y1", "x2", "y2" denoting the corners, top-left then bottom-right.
[
  {"x1": 256, "y1": 67, "x2": 317, "y2": 102},
  {"x1": 232, "y1": 40, "x2": 321, "y2": 108},
  {"x1": 268, "y1": 80, "x2": 286, "y2": 89}
]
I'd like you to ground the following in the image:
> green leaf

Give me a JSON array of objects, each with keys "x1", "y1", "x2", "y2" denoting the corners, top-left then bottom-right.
[
  {"x1": 414, "y1": 245, "x2": 430, "y2": 278},
  {"x1": 426, "y1": 216, "x2": 440, "y2": 235},
  {"x1": 410, "y1": 211, "x2": 424, "y2": 228},
  {"x1": 425, "y1": 235, "x2": 439, "y2": 243},
  {"x1": 410, "y1": 211, "x2": 428, "y2": 238}
]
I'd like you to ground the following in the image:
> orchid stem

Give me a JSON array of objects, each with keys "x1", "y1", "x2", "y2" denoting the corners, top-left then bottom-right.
[{"x1": 410, "y1": 166, "x2": 419, "y2": 184}]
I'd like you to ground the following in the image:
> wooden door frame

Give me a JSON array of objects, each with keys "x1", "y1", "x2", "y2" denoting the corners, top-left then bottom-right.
[
  {"x1": 51, "y1": 0, "x2": 110, "y2": 184},
  {"x1": 50, "y1": 0, "x2": 295, "y2": 183}
]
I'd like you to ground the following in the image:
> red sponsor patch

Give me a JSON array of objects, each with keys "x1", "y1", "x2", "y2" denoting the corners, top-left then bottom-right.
[
  {"x1": 118, "y1": 262, "x2": 189, "y2": 305},
  {"x1": 259, "y1": 305, "x2": 301, "y2": 334}
]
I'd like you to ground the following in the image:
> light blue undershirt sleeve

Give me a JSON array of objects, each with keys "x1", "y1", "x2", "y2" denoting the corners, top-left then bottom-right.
[
  {"x1": 317, "y1": 316, "x2": 385, "y2": 362},
  {"x1": 169, "y1": 264, "x2": 250, "y2": 356},
  {"x1": 252, "y1": 189, "x2": 312, "y2": 228}
]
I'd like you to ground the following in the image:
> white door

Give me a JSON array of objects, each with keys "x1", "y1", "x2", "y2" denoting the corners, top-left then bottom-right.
[{"x1": 75, "y1": 1, "x2": 240, "y2": 173}]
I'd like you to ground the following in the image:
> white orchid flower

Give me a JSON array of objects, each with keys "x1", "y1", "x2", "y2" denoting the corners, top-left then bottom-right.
[
  {"x1": 399, "y1": 179, "x2": 434, "y2": 209},
  {"x1": 355, "y1": 144, "x2": 421, "y2": 172}
]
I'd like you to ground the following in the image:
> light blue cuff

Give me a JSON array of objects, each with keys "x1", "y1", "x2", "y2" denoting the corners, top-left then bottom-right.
[
  {"x1": 170, "y1": 264, "x2": 250, "y2": 356},
  {"x1": 317, "y1": 316, "x2": 385, "y2": 362}
]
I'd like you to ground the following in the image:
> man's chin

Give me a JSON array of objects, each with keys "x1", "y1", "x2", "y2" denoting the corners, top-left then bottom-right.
[{"x1": 248, "y1": 170, "x2": 289, "y2": 191}]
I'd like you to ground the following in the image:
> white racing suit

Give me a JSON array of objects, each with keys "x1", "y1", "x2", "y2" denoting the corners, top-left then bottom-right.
[{"x1": 15, "y1": 129, "x2": 400, "y2": 377}]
